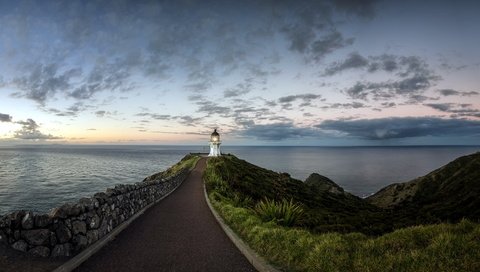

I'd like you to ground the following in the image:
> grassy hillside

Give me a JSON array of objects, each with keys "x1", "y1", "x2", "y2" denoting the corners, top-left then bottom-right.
[
  {"x1": 204, "y1": 155, "x2": 480, "y2": 272},
  {"x1": 368, "y1": 152, "x2": 480, "y2": 225},
  {"x1": 206, "y1": 154, "x2": 389, "y2": 234}
]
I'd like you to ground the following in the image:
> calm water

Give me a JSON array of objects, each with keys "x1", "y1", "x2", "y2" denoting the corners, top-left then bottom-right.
[{"x1": 0, "y1": 145, "x2": 478, "y2": 214}]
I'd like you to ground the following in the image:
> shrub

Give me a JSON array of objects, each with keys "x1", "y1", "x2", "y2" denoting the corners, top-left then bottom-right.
[{"x1": 254, "y1": 198, "x2": 304, "y2": 227}]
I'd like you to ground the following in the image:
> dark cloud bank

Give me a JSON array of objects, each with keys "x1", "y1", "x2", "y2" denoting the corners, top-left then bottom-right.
[{"x1": 239, "y1": 117, "x2": 480, "y2": 142}]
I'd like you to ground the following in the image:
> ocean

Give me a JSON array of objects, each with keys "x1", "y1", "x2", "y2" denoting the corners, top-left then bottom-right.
[{"x1": 0, "y1": 145, "x2": 478, "y2": 215}]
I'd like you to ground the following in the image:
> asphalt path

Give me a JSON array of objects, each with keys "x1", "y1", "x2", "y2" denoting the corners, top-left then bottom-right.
[{"x1": 75, "y1": 157, "x2": 256, "y2": 272}]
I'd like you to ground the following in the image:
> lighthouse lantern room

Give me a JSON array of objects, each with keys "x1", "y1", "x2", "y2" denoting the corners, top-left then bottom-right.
[{"x1": 208, "y1": 129, "x2": 221, "y2": 157}]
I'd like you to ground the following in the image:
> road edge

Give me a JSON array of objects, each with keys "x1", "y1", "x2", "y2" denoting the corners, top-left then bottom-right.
[{"x1": 203, "y1": 181, "x2": 281, "y2": 272}]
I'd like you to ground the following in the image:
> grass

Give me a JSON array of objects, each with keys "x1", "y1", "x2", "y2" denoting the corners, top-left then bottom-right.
[
  {"x1": 205, "y1": 154, "x2": 389, "y2": 235},
  {"x1": 209, "y1": 194, "x2": 480, "y2": 272},
  {"x1": 204, "y1": 155, "x2": 480, "y2": 271},
  {"x1": 144, "y1": 154, "x2": 200, "y2": 181}
]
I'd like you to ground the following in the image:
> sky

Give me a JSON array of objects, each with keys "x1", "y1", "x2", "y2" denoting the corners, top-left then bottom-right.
[{"x1": 0, "y1": 0, "x2": 479, "y2": 146}]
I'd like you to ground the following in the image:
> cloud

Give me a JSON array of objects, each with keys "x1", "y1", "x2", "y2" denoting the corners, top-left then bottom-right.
[
  {"x1": 424, "y1": 103, "x2": 480, "y2": 118},
  {"x1": 0, "y1": 113, "x2": 12, "y2": 122},
  {"x1": 278, "y1": 93, "x2": 322, "y2": 109},
  {"x1": 224, "y1": 81, "x2": 252, "y2": 98},
  {"x1": 279, "y1": 1, "x2": 376, "y2": 61},
  {"x1": 12, "y1": 63, "x2": 81, "y2": 105},
  {"x1": 70, "y1": 60, "x2": 133, "y2": 100},
  {"x1": 343, "y1": 56, "x2": 439, "y2": 102},
  {"x1": 14, "y1": 119, "x2": 62, "y2": 140},
  {"x1": 324, "y1": 52, "x2": 368, "y2": 75},
  {"x1": 436, "y1": 89, "x2": 479, "y2": 96},
  {"x1": 95, "y1": 110, "x2": 106, "y2": 117},
  {"x1": 317, "y1": 117, "x2": 480, "y2": 140},
  {"x1": 196, "y1": 101, "x2": 231, "y2": 116},
  {"x1": 135, "y1": 112, "x2": 171, "y2": 120},
  {"x1": 309, "y1": 31, "x2": 355, "y2": 61},
  {"x1": 241, "y1": 122, "x2": 321, "y2": 141},
  {"x1": 323, "y1": 102, "x2": 367, "y2": 109}
]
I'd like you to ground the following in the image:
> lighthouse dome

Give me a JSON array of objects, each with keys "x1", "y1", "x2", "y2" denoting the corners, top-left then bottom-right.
[{"x1": 210, "y1": 129, "x2": 220, "y2": 142}]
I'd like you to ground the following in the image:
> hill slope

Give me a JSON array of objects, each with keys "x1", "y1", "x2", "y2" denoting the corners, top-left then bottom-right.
[
  {"x1": 368, "y1": 152, "x2": 480, "y2": 223},
  {"x1": 206, "y1": 155, "x2": 388, "y2": 234}
]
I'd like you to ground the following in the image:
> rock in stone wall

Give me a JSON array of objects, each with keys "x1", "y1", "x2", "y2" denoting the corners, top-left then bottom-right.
[{"x1": 0, "y1": 168, "x2": 190, "y2": 257}]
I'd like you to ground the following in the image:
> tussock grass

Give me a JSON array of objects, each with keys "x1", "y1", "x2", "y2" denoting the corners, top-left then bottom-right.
[{"x1": 254, "y1": 198, "x2": 304, "y2": 227}]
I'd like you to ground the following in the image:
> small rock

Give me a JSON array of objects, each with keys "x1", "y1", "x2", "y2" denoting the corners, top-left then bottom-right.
[
  {"x1": 72, "y1": 234, "x2": 88, "y2": 251},
  {"x1": 51, "y1": 243, "x2": 72, "y2": 257},
  {"x1": 8, "y1": 211, "x2": 26, "y2": 228},
  {"x1": 49, "y1": 207, "x2": 68, "y2": 219},
  {"x1": 98, "y1": 217, "x2": 109, "y2": 237},
  {"x1": 86, "y1": 214, "x2": 101, "y2": 229},
  {"x1": 21, "y1": 229, "x2": 50, "y2": 246},
  {"x1": 72, "y1": 220, "x2": 87, "y2": 235},
  {"x1": 55, "y1": 222, "x2": 72, "y2": 243},
  {"x1": 94, "y1": 192, "x2": 108, "y2": 204},
  {"x1": 21, "y1": 211, "x2": 34, "y2": 229},
  {"x1": 14, "y1": 230, "x2": 20, "y2": 240},
  {"x1": 0, "y1": 230, "x2": 6, "y2": 244},
  {"x1": 86, "y1": 230, "x2": 99, "y2": 244},
  {"x1": 34, "y1": 214, "x2": 52, "y2": 228},
  {"x1": 0, "y1": 216, "x2": 7, "y2": 228},
  {"x1": 28, "y1": 246, "x2": 50, "y2": 257},
  {"x1": 12, "y1": 240, "x2": 28, "y2": 252},
  {"x1": 49, "y1": 231, "x2": 57, "y2": 247}
]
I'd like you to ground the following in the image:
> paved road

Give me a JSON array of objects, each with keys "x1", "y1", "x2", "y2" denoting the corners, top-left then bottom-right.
[{"x1": 76, "y1": 157, "x2": 256, "y2": 272}]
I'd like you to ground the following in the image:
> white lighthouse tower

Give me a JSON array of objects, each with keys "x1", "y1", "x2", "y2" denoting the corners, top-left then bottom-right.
[{"x1": 208, "y1": 129, "x2": 221, "y2": 157}]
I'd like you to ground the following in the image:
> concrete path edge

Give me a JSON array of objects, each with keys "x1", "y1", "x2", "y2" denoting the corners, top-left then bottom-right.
[
  {"x1": 52, "y1": 175, "x2": 188, "y2": 272},
  {"x1": 203, "y1": 184, "x2": 281, "y2": 272}
]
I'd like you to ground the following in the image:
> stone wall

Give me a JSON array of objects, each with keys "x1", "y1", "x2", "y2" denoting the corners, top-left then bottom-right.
[{"x1": 0, "y1": 168, "x2": 190, "y2": 257}]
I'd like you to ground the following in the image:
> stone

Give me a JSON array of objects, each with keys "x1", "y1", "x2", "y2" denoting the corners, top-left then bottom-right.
[
  {"x1": 28, "y1": 246, "x2": 50, "y2": 257},
  {"x1": 34, "y1": 214, "x2": 52, "y2": 228},
  {"x1": 14, "y1": 230, "x2": 20, "y2": 240},
  {"x1": 98, "y1": 217, "x2": 109, "y2": 237},
  {"x1": 21, "y1": 229, "x2": 50, "y2": 246},
  {"x1": 86, "y1": 214, "x2": 101, "y2": 229},
  {"x1": 0, "y1": 230, "x2": 6, "y2": 244},
  {"x1": 51, "y1": 243, "x2": 72, "y2": 257},
  {"x1": 8, "y1": 211, "x2": 26, "y2": 228},
  {"x1": 0, "y1": 216, "x2": 7, "y2": 228},
  {"x1": 12, "y1": 240, "x2": 28, "y2": 252},
  {"x1": 72, "y1": 234, "x2": 88, "y2": 251},
  {"x1": 78, "y1": 197, "x2": 95, "y2": 211},
  {"x1": 49, "y1": 231, "x2": 57, "y2": 247},
  {"x1": 86, "y1": 230, "x2": 99, "y2": 244},
  {"x1": 94, "y1": 192, "x2": 108, "y2": 204},
  {"x1": 55, "y1": 222, "x2": 72, "y2": 243},
  {"x1": 72, "y1": 220, "x2": 86, "y2": 235},
  {"x1": 21, "y1": 211, "x2": 34, "y2": 229},
  {"x1": 49, "y1": 207, "x2": 68, "y2": 219},
  {"x1": 77, "y1": 213, "x2": 87, "y2": 221}
]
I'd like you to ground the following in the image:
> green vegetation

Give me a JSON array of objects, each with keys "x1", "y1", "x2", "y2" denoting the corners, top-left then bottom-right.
[
  {"x1": 254, "y1": 198, "x2": 304, "y2": 227},
  {"x1": 368, "y1": 152, "x2": 480, "y2": 228},
  {"x1": 144, "y1": 154, "x2": 200, "y2": 181},
  {"x1": 204, "y1": 153, "x2": 480, "y2": 271},
  {"x1": 205, "y1": 154, "x2": 389, "y2": 234},
  {"x1": 210, "y1": 199, "x2": 480, "y2": 272}
]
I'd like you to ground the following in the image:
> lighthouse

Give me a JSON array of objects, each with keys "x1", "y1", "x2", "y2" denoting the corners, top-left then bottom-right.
[{"x1": 208, "y1": 129, "x2": 221, "y2": 157}]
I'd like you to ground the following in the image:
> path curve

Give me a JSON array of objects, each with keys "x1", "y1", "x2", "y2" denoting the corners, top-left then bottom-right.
[{"x1": 75, "y1": 157, "x2": 255, "y2": 272}]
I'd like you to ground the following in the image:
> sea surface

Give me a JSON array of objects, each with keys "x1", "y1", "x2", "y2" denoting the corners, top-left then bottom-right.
[{"x1": 0, "y1": 145, "x2": 478, "y2": 215}]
